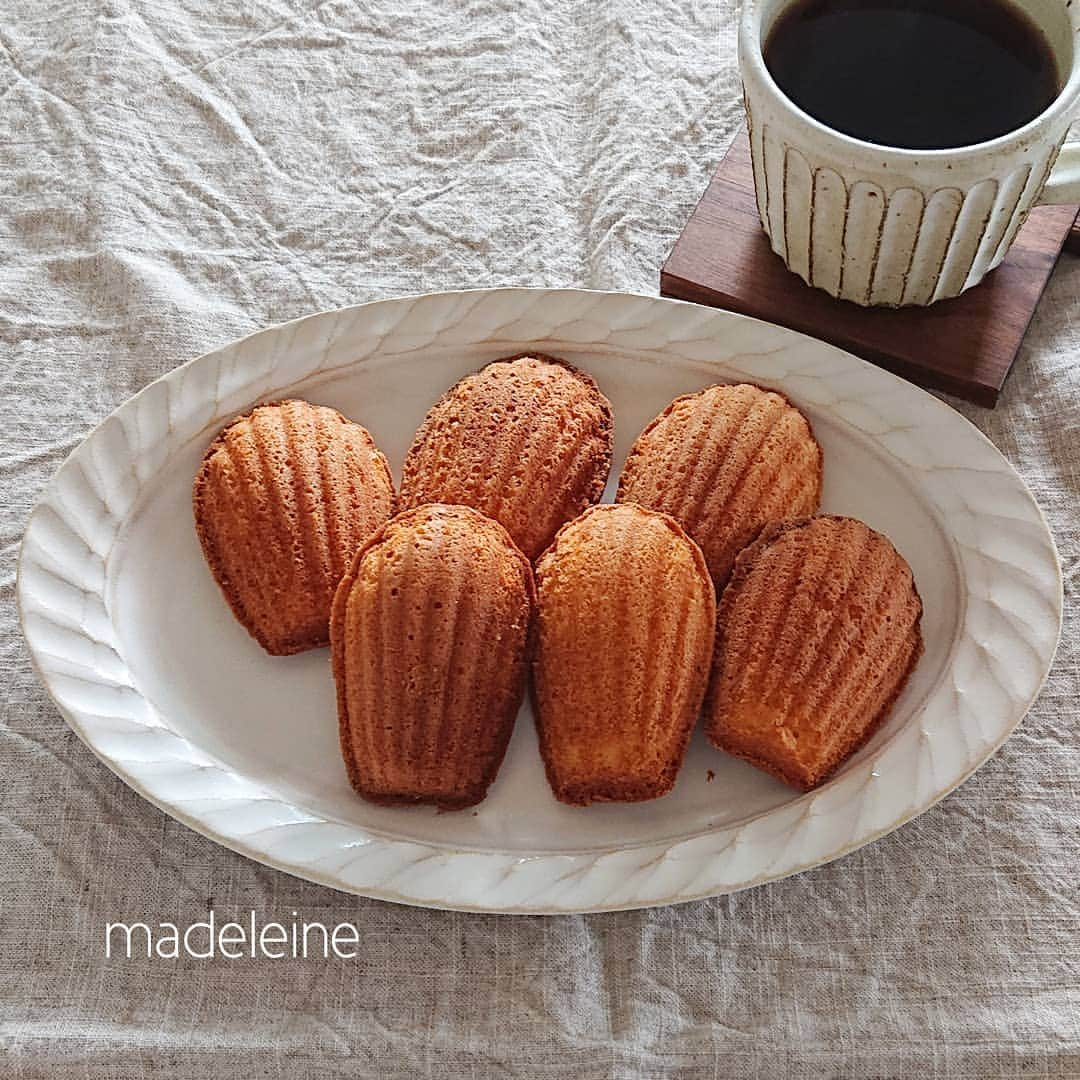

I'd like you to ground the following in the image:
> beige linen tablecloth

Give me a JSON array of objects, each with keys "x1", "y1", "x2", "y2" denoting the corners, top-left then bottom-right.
[{"x1": 2, "y1": 2, "x2": 1077, "y2": 1076}]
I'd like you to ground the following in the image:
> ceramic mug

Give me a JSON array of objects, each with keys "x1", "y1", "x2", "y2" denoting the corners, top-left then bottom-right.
[{"x1": 740, "y1": 0, "x2": 1080, "y2": 307}]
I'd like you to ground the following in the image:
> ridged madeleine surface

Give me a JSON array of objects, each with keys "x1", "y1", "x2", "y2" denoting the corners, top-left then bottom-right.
[
  {"x1": 400, "y1": 354, "x2": 613, "y2": 559},
  {"x1": 705, "y1": 516, "x2": 923, "y2": 791},
  {"x1": 331, "y1": 504, "x2": 535, "y2": 810},
  {"x1": 193, "y1": 399, "x2": 395, "y2": 655},
  {"x1": 617, "y1": 383, "x2": 822, "y2": 585},
  {"x1": 533, "y1": 504, "x2": 716, "y2": 805}
]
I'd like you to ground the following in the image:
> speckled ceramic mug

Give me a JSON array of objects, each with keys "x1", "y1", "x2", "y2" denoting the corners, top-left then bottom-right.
[{"x1": 740, "y1": 0, "x2": 1080, "y2": 307}]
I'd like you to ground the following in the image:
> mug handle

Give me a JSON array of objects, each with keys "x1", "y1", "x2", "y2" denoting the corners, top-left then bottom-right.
[{"x1": 1038, "y1": 142, "x2": 1080, "y2": 204}]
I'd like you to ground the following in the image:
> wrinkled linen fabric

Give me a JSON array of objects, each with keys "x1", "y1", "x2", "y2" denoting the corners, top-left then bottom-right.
[{"x1": 1, "y1": 2, "x2": 1078, "y2": 1077}]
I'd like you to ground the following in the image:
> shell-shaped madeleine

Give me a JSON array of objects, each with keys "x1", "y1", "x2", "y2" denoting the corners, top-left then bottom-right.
[
  {"x1": 399, "y1": 354, "x2": 613, "y2": 559},
  {"x1": 193, "y1": 399, "x2": 395, "y2": 656},
  {"x1": 331, "y1": 504, "x2": 535, "y2": 810},
  {"x1": 617, "y1": 383, "x2": 822, "y2": 586},
  {"x1": 705, "y1": 516, "x2": 923, "y2": 791},
  {"x1": 533, "y1": 504, "x2": 716, "y2": 805}
]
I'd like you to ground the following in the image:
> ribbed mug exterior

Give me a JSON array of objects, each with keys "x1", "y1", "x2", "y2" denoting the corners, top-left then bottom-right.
[{"x1": 740, "y1": 0, "x2": 1080, "y2": 308}]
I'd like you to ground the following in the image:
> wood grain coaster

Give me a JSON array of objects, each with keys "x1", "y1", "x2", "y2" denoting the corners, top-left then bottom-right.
[{"x1": 661, "y1": 128, "x2": 1078, "y2": 406}]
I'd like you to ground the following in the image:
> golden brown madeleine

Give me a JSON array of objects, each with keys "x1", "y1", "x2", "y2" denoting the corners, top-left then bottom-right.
[
  {"x1": 705, "y1": 516, "x2": 923, "y2": 791},
  {"x1": 399, "y1": 354, "x2": 613, "y2": 559},
  {"x1": 533, "y1": 504, "x2": 716, "y2": 805},
  {"x1": 331, "y1": 504, "x2": 535, "y2": 810},
  {"x1": 193, "y1": 399, "x2": 395, "y2": 656},
  {"x1": 616, "y1": 383, "x2": 822, "y2": 586}
]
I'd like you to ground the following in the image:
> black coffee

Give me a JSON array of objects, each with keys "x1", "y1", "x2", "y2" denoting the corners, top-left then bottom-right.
[{"x1": 763, "y1": 0, "x2": 1060, "y2": 150}]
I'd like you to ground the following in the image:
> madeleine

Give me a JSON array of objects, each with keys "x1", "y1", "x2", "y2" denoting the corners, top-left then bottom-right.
[
  {"x1": 400, "y1": 354, "x2": 613, "y2": 559},
  {"x1": 533, "y1": 504, "x2": 716, "y2": 805},
  {"x1": 617, "y1": 383, "x2": 822, "y2": 586},
  {"x1": 193, "y1": 399, "x2": 395, "y2": 655},
  {"x1": 332, "y1": 504, "x2": 535, "y2": 810},
  {"x1": 705, "y1": 515, "x2": 923, "y2": 790}
]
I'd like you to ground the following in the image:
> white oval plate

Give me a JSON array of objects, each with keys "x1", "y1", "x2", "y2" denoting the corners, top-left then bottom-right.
[{"x1": 18, "y1": 289, "x2": 1062, "y2": 913}]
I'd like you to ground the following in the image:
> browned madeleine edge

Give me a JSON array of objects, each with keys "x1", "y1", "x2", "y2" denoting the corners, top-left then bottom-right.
[
  {"x1": 704, "y1": 514, "x2": 924, "y2": 791},
  {"x1": 531, "y1": 502, "x2": 717, "y2": 806},
  {"x1": 330, "y1": 503, "x2": 536, "y2": 811},
  {"x1": 192, "y1": 398, "x2": 396, "y2": 656},
  {"x1": 399, "y1": 352, "x2": 615, "y2": 553}
]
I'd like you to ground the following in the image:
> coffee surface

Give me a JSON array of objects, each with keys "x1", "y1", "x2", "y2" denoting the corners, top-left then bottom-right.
[{"x1": 764, "y1": 0, "x2": 1060, "y2": 150}]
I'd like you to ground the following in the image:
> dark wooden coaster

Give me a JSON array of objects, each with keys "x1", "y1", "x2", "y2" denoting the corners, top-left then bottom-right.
[
  {"x1": 1066, "y1": 217, "x2": 1080, "y2": 255},
  {"x1": 661, "y1": 128, "x2": 1078, "y2": 406}
]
